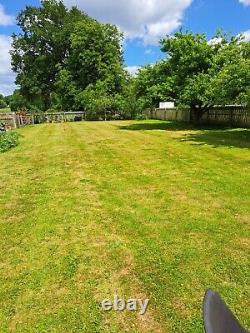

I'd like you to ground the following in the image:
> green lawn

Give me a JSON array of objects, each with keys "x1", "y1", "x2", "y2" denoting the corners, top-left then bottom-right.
[
  {"x1": 0, "y1": 120, "x2": 249, "y2": 333},
  {"x1": 0, "y1": 108, "x2": 11, "y2": 113}
]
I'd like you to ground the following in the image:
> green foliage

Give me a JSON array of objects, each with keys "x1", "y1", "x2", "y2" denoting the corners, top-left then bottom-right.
[
  {"x1": 3, "y1": 95, "x2": 11, "y2": 106},
  {"x1": 11, "y1": 0, "x2": 84, "y2": 111},
  {"x1": 74, "y1": 75, "x2": 144, "y2": 120},
  {"x1": 77, "y1": 81, "x2": 113, "y2": 120},
  {"x1": 117, "y1": 76, "x2": 145, "y2": 119},
  {"x1": 69, "y1": 20, "x2": 123, "y2": 93},
  {"x1": 210, "y1": 39, "x2": 250, "y2": 106},
  {"x1": 135, "y1": 61, "x2": 174, "y2": 109},
  {"x1": 8, "y1": 90, "x2": 29, "y2": 112},
  {"x1": 134, "y1": 31, "x2": 250, "y2": 122},
  {"x1": 0, "y1": 100, "x2": 7, "y2": 109},
  {"x1": 0, "y1": 131, "x2": 20, "y2": 153},
  {"x1": 0, "y1": 94, "x2": 7, "y2": 109},
  {"x1": 10, "y1": 2, "x2": 250, "y2": 121},
  {"x1": 11, "y1": 0, "x2": 125, "y2": 114},
  {"x1": 53, "y1": 68, "x2": 78, "y2": 111}
]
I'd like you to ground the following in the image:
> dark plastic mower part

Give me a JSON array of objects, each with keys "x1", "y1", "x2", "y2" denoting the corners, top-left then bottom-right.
[{"x1": 203, "y1": 289, "x2": 248, "y2": 333}]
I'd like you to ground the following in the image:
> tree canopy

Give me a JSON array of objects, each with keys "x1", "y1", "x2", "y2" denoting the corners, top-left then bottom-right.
[
  {"x1": 135, "y1": 31, "x2": 250, "y2": 120},
  {"x1": 0, "y1": 95, "x2": 7, "y2": 109},
  {"x1": 11, "y1": 0, "x2": 125, "y2": 114},
  {"x1": 10, "y1": 1, "x2": 250, "y2": 121}
]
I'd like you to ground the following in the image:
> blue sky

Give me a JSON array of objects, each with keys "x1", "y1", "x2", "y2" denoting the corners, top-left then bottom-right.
[{"x1": 0, "y1": 0, "x2": 249, "y2": 95}]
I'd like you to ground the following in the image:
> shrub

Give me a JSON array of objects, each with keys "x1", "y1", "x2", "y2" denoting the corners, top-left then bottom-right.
[
  {"x1": 0, "y1": 99, "x2": 7, "y2": 109},
  {"x1": 0, "y1": 131, "x2": 20, "y2": 153}
]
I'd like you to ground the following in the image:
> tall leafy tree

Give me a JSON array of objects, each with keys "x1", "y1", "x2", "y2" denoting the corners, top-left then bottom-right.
[
  {"x1": 11, "y1": 0, "x2": 124, "y2": 112},
  {"x1": 54, "y1": 19, "x2": 124, "y2": 110},
  {"x1": 135, "y1": 61, "x2": 174, "y2": 109},
  {"x1": 160, "y1": 31, "x2": 250, "y2": 121},
  {"x1": 11, "y1": 0, "x2": 83, "y2": 110},
  {"x1": 160, "y1": 32, "x2": 214, "y2": 120}
]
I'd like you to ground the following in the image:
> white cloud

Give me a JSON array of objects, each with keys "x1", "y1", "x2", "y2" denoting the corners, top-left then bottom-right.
[
  {"x1": 242, "y1": 29, "x2": 250, "y2": 41},
  {"x1": 0, "y1": 4, "x2": 14, "y2": 26},
  {"x1": 239, "y1": 0, "x2": 250, "y2": 5},
  {"x1": 0, "y1": 35, "x2": 16, "y2": 95},
  {"x1": 125, "y1": 66, "x2": 140, "y2": 75},
  {"x1": 208, "y1": 37, "x2": 223, "y2": 46},
  {"x1": 64, "y1": 0, "x2": 193, "y2": 44}
]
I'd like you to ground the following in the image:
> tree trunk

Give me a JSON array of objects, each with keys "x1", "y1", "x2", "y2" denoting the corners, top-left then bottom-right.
[{"x1": 191, "y1": 106, "x2": 204, "y2": 125}]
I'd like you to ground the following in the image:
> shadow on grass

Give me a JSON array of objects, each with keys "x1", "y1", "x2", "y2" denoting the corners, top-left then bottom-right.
[
  {"x1": 118, "y1": 121, "x2": 196, "y2": 131},
  {"x1": 181, "y1": 129, "x2": 250, "y2": 149},
  {"x1": 118, "y1": 120, "x2": 250, "y2": 149}
]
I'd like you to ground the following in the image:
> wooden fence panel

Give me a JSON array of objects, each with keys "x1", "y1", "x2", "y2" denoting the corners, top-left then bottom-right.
[
  {"x1": 147, "y1": 107, "x2": 250, "y2": 128},
  {"x1": 0, "y1": 111, "x2": 86, "y2": 129},
  {"x1": 0, "y1": 113, "x2": 17, "y2": 129}
]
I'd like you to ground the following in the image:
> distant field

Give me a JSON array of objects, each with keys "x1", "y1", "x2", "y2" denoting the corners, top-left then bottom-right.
[
  {"x1": 0, "y1": 120, "x2": 249, "y2": 332},
  {"x1": 0, "y1": 108, "x2": 11, "y2": 113}
]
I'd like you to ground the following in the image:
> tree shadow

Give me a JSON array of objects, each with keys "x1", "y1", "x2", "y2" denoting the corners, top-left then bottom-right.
[
  {"x1": 180, "y1": 129, "x2": 250, "y2": 149},
  {"x1": 118, "y1": 121, "x2": 197, "y2": 131},
  {"x1": 118, "y1": 120, "x2": 234, "y2": 132},
  {"x1": 117, "y1": 120, "x2": 250, "y2": 149}
]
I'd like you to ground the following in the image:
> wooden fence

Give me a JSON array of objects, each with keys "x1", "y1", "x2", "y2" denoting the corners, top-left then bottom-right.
[
  {"x1": 0, "y1": 113, "x2": 19, "y2": 130},
  {"x1": 0, "y1": 112, "x2": 85, "y2": 130},
  {"x1": 2, "y1": 108, "x2": 250, "y2": 130},
  {"x1": 145, "y1": 106, "x2": 250, "y2": 128}
]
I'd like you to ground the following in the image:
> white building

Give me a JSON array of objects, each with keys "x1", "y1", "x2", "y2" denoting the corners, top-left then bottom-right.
[{"x1": 159, "y1": 102, "x2": 175, "y2": 109}]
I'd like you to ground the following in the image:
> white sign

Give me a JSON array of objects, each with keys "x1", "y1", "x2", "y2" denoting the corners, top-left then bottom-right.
[{"x1": 159, "y1": 102, "x2": 175, "y2": 109}]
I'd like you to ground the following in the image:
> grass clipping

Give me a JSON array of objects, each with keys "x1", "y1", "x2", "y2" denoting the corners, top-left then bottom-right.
[{"x1": 0, "y1": 131, "x2": 20, "y2": 153}]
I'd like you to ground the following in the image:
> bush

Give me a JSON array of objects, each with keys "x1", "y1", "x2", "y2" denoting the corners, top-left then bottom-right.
[
  {"x1": 0, "y1": 99, "x2": 7, "y2": 109},
  {"x1": 0, "y1": 131, "x2": 20, "y2": 153}
]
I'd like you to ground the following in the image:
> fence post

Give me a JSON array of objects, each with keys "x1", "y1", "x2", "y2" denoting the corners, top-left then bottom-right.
[
  {"x1": 16, "y1": 114, "x2": 20, "y2": 128},
  {"x1": 230, "y1": 108, "x2": 233, "y2": 128},
  {"x1": 12, "y1": 113, "x2": 17, "y2": 129}
]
